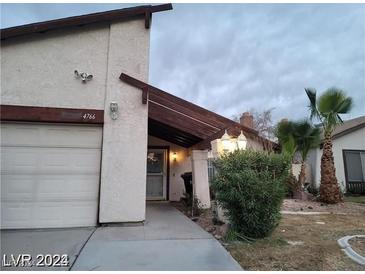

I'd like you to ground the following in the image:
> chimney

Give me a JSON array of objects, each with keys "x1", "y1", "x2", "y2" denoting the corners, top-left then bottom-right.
[{"x1": 240, "y1": 112, "x2": 254, "y2": 128}]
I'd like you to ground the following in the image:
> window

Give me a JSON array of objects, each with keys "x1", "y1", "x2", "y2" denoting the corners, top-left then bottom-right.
[
  {"x1": 343, "y1": 150, "x2": 365, "y2": 194},
  {"x1": 207, "y1": 158, "x2": 216, "y2": 185}
]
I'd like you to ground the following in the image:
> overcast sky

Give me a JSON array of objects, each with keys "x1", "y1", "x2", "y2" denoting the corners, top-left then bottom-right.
[{"x1": 2, "y1": 3, "x2": 364, "y2": 123}]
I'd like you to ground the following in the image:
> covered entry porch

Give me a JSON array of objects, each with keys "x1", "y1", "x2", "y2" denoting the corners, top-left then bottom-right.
[
  {"x1": 146, "y1": 131, "x2": 211, "y2": 207},
  {"x1": 121, "y1": 73, "x2": 271, "y2": 213}
]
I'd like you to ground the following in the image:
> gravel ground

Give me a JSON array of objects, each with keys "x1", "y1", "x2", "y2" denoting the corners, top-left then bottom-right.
[{"x1": 282, "y1": 199, "x2": 365, "y2": 215}]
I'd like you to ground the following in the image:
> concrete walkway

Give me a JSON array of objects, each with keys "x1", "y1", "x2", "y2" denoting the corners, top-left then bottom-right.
[{"x1": 72, "y1": 203, "x2": 242, "y2": 270}]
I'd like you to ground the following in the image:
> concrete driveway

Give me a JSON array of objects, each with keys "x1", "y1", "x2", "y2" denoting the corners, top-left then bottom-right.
[
  {"x1": 1, "y1": 227, "x2": 95, "y2": 271},
  {"x1": 1, "y1": 203, "x2": 242, "y2": 271}
]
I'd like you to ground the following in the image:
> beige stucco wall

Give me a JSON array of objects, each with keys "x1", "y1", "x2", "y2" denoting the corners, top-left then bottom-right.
[
  {"x1": 308, "y1": 127, "x2": 365, "y2": 192},
  {"x1": 148, "y1": 135, "x2": 192, "y2": 201},
  {"x1": 1, "y1": 24, "x2": 109, "y2": 109},
  {"x1": 192, "y1": 150, "x2": 211, "y2": 208},
  {"x1": 1, "y1": 18, "x2": 150, "y2": 223}
]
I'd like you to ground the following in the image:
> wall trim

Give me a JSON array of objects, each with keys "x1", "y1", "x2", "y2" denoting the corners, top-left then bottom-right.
[{"x1": 0, "y1": 105, "x2": 104, "y2": 124}]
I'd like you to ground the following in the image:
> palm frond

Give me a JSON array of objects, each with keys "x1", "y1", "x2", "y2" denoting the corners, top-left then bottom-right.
[
  {"x1": 336, "y1": 97, "x2": 353, "y2": 114},
  {"x1": 275, "y1": 120, "x2": 297, "y2": 157},
  {"x1": 292, "y1": 120, "x2": 321, "y2": 161},
  {"x1": 305, "y1": 88, "x2": 319, "y2": 120},
  {"x1": 317, "y1": 87, "x2": 353, "y2": 132}
]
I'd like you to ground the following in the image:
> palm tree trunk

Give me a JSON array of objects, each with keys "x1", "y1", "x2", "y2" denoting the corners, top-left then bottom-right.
[
  {"x1": 319, "y1": 132, "x2": 343, "y2": 203},
  {"x1": 298, "y1": 161, "x2": 306, "y2": 188}
]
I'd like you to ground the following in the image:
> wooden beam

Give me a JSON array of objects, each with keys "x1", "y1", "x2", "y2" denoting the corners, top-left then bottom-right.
[
  {"x1": 149, "y1": 102, "x2": 217, "y2": 139},
  {"x1": 0, "y1": 105, "x2": 104, "y2": 124},
  {"x1": 142, "y1": 86, "x2": 149, "y2": 104},
  {"x1": 145, "y1": 11, "x2": 152, "y2": 29},
  {"x1": 120, "y1": 73, "x2": 258, "y2": 136},
  {"x1": 120, "y1": 73, "x2": 149, "y2": 104},
  {"x1": 1, "y1": 4, "x2": 173, "y2": 40},
  {"x1": 148, "y1": 118, "x2": 202, "y2": 147}
]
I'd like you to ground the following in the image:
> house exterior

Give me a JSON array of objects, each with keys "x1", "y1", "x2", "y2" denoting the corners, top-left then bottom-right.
[
  {"x1": 0, "y1": 4, "x2": 273, "y2": 230},
  {"x1": 307, "y1": 116, "x2": 365, "y2": 194}
]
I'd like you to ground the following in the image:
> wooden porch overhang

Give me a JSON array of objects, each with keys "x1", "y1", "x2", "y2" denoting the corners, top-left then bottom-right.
[{"x1": 120, "y1": 73, "x2": 277, "y2": 150}]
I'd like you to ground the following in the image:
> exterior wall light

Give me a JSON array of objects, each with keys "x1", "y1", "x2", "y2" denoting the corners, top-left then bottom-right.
[
  {"x1": 237, "y1": 130, "x2": 247, "y2": 150},
  {"x1": 74, "y1": 70, "x2": 93, "y2": 83},
  {"x1": 213, "y1": 129, "x2": 248, "y2": 156},
  {"x1": 172, "y1": 152, "x2": 177, "y2": 162},
  {"x1": 221, "y1": 129, "x2": 231, "y2": 153},
  {"x1": 110, "y1": 102, "x2": 118, "y2": 120}
]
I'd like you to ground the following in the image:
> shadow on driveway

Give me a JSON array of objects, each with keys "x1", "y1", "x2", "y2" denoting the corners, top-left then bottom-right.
[
  {"x1": 72, "y1": 203, "x2": 242, "y2": 270},
  {"x1": 1, "y1": 203, "x2": 242, "y2": 271}
]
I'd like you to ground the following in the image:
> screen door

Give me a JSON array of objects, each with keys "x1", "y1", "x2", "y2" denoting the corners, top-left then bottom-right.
[{"x1": 146, "y1": 149, "x2": 167, "y2": 200}]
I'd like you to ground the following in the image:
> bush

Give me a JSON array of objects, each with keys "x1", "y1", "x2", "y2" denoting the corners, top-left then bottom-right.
[{"x1": 211, "y1": 150, "x2": 290, "y2": 239}]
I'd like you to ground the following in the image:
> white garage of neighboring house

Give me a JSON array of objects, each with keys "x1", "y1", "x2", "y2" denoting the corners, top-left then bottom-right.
[
  {"x1": 307, "y1": 116, "x2": 365, "y2": 194},
  {"x1": 0, "y1": 4, "x2": 274, "y2": 229}
]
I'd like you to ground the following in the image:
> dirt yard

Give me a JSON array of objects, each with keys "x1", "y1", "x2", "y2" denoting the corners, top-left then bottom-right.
[
  {"x1": 172, "y1": 198, "x2": 365, "y2": 271},
  {"x1": 227, "y1": 213, "x2": 365, "y2": 271},
  {"x1": 282, "y1": 198, "x2": 365, "y2": 214}
]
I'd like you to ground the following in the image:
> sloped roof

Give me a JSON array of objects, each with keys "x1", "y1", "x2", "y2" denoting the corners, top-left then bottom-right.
[
  {"x1": 120, "y1": 73, "x2": 277, "y2": 150},
  {"x1": 1, "y1": 4, "x2": 172, "y2": 40},
  {"x1": 331, "y1": 115, "x2": 365, "y2": 140}
]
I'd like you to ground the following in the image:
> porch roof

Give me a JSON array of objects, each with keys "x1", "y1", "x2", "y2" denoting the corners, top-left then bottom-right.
[{"x1": 121, "y1": 73, "x2": 276, "y2": 150}]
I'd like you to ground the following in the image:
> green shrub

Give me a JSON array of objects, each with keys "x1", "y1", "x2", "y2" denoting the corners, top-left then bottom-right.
[{"x1": 211, "y1": 150, "x2": 290, "y2": 239}]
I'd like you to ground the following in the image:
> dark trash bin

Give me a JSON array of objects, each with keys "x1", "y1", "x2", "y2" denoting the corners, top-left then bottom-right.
[{"x1": 181, "y1": 172, "x2": 193, "y2": 197}]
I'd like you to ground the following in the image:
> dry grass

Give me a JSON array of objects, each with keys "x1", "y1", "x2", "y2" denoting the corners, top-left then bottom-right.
[
  {"x1": 344, "y1": 195, "x2": 365, "y2": 205},
  {"x1": 226, "y1": 213, "x2": 365, "y2": 271}
]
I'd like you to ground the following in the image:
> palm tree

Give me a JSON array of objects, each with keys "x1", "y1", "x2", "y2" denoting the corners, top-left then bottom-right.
[
  {"x1": 293, "y1": 120, "x2": 321, "y2": 188},
  {"x1": 276, "y1": 119, "x2": 320, "y2": 194},
  {"x1": 275, "y1": 119, "x2": 299, "y2": 192},
  {"x1": 305, "y1": 87, "x2": 353, "y2": 204},
  {"x1": 276, "y1": 119, "x2": 297, "y2": 157}
]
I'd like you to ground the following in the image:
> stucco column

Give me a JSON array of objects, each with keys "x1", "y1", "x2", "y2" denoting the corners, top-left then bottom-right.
[
  {"x1": 191, "y1": 150, "x2": 211, "y2": 209},
  {"x1": 99, "y1": 20, "x2": 150, "y2": 223}
]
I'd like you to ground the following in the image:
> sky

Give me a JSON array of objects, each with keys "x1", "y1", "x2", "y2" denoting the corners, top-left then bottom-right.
[{"x1": 1, "y1": 3, "x2": 365, "y2": 123}]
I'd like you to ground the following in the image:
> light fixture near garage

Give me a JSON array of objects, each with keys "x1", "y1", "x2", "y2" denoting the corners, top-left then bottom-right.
[
  {"x1": 74, "y1": 70, "x2": 93, "y2": 83},
  {"x1": 110, "y1": 102, "x2": 118, "y2": 120}
]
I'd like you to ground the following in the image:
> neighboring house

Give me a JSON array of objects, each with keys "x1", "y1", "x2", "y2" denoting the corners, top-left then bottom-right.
[
  {"x1": 0, "y1": 4, "x2": 273, "y2": 230},
  {"x1": 307, "y1": 116, "x2": 365, "y2": 194}
]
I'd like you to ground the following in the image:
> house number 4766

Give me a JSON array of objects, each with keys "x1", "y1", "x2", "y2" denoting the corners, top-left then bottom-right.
[{"x1": 82, "y1": 113, "x2": 96, "y2": 120}]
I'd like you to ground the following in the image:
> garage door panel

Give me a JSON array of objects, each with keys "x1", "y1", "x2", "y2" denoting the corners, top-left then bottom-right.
[
  {"x1": 1, "y1": 123, "x2": 102, "y2": 229},
  {"x1": 2, "y1": 147, "x2": 101, "y2": 175},
  {"x1": 1, "y1": 175, "x2": 35, "y2": 201},
  {"x1": 2, "y1": 202, "x2": 98, "y2": 229},
  {"x1": 2, "y1": 175, "x2": 99, "y2": 201},
  {"x1": 1, "y1": 123, "x2": 102, "y2": 148},
  {"x1": 1, "y1": 125, "x2": 40, "y2": 147},
  {"x1": 1, "y1": 148, "x2": 37, "y2": 171},
  {"x1": 37, "y1": 177, "x2": 99, "y2": 201}
]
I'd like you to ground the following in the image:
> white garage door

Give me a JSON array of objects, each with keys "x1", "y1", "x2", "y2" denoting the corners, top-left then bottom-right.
[{"x1": 1, "y1": 123, "x2": 102, "y2": 229}]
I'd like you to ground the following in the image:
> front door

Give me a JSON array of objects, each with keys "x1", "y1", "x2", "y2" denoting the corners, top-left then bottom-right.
[{"x1": 146, "y1": 149, "x2": 167, "y2": 200}]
